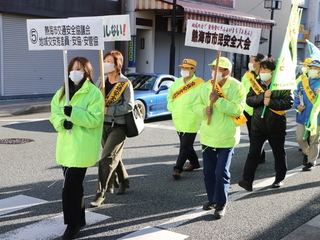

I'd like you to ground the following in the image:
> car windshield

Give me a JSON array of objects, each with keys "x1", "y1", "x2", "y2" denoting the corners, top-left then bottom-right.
[{"x1": 128, "y1": 75, "x2": 157, "y2": 90}]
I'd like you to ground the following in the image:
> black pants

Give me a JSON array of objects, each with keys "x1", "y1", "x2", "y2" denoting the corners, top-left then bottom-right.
[
  {"x1": 244, "y1": 111, "x2": 265, "y2": 161},
  {"x1": 174, "y1": 132, "x2": 199, "y2": 172},
  {"x1": 242, "y1": 132, "x2": 287, "y2": 183},
  {"x1": 62, "y1": 167, "x2": 87, "y2": 226}
]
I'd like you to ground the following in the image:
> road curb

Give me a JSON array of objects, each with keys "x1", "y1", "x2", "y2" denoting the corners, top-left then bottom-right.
[{"x1": 1, "y1": 104, "x2": 50, "y2": 117}]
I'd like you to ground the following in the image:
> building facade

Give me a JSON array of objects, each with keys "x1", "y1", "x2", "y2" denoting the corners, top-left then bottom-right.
[
  {"x1": 0, "y1": 0, "x2": 119, "y2": 98},
  {"x1": 235, "y1": 0, "x2": 317, "y2": 63},
  {"x1": 0, "y1": 0, "x2": 275, "y2": 98}
]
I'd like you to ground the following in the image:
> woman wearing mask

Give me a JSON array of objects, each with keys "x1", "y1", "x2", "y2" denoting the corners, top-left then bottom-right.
[
  {"x1": 90, "y1": 50, "x2": 134, "y2": 207},
  {"x1": 241, "y1": 53, "x2": 266, "y2": 164},
  {"x1": 49, "y1": 57, "x2": 104, "y2": 239},
  {"x1": 238, "y1": 58, "x2": 293, "y2": 192}
]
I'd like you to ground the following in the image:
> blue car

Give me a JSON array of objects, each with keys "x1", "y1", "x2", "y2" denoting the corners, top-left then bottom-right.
[{"x1": 126, "y1": 73, "x2": 177, "y2": 120}]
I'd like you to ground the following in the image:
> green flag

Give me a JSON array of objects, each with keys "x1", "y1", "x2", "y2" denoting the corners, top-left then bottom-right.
[
  {"x1": 306, "y1": 95, "x2": 320, "y2": 136},
  {"x1": 261, "y1": 0, "x2": 302, "y2": 117},
  {"x1": 270, "y1": 0, "x2": 302, "y2": 91}
]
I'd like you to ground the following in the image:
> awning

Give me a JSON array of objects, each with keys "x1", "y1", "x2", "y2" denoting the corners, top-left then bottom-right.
[{"x1": 135, "y1": 0, "x2": 275, "y2": 30}]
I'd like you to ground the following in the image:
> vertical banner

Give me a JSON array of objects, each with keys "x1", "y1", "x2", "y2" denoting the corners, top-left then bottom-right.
[
  {"x1": 270, "y1": 0, "x2": 302, "y2": 90},
  {"x1": 306, "y1": 39, "x2": 320, "y2": 60},
  {"x1": 103, "y1": 14, "x2": 131, "y2": 41},
  {"x1": 185, "y1": 20, "x2": 261, "y2": 56},
  {"x1": 27, "y1": 17, "x2": 104, "y2": 50},
  {"x1": 128, "y1": 35, "x2": 137, "y2": 68}
]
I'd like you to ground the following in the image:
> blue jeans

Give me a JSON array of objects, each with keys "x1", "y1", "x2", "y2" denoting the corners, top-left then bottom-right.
[{"x1": 202, "y1": 145, "x2": 234, "y2": 205}]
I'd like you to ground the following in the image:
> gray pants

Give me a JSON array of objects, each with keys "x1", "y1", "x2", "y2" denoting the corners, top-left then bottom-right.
[
  {"x1": 97, "y1": 124, "x2": 129, "y2": 192},
  {"x1": 296, "y1": 123, "x2": 320, "y2": 165}
]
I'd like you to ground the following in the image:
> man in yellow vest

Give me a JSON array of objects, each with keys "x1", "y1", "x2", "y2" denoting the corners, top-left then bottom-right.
[
  {"x1": 167, "y1": 59, "x2": 204, "y2": 180},
  {"x1": 294, "y1": 60, "x2": 320, "y2": 171},
  {"x1": 194, "y1": 56, "x2": 246, "y2": 219},
  {"x1": 241, "y1": 53, "x2": 266, "y2": 164}
]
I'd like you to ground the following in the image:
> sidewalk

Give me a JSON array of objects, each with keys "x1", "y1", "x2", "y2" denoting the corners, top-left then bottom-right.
[
  {"x1": 0, "y1": 97, "x2": 51, "y2": 117},
  {"x1": 1, "y1": 97, "x2": 320, "y2": 240},
  {"x1": 281, "y1": 214, "x2": 320, "y2": 240}
]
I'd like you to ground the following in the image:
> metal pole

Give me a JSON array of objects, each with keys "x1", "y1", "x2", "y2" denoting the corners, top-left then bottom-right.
[
  {"x1": 268, "y1": 8, "x2": 274, "y2": 58},
  {"x1": 169, "y1": 0, "x2": 176, "y2": 75}
]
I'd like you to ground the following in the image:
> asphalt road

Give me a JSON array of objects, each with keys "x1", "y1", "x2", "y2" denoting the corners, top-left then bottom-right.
[{"x1": 1, "y1": 110, "x2": 320, "y2": 240}]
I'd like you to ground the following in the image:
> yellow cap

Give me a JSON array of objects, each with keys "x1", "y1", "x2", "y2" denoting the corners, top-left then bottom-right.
[
  {"x1": 302, "y1": 58, "x2": 313, "y2": 65},
  {"x1": 178, "y1": 59, "x2": 197, "y2": 68},
  {"x1": 208, "y1": 57, "x2": 232, "y2": 72}
]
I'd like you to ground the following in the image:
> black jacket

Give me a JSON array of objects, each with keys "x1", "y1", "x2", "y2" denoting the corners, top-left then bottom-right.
[{"x1": 247, "y1": 79, "x2": 293, "y2": 135}]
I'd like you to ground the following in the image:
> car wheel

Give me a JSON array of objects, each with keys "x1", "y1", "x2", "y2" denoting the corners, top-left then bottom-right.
[{"x1": 135, "y1": 100, "x2": 146, "y2": 120}]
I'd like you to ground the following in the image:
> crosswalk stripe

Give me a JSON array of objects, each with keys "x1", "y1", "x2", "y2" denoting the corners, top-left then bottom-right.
[
  {"x1": 0, "y1": 195, "x2": 47, "y2": 216},
  {"x1": 0, "y1": 211, "x2": 110, "y2": 240},
  {"x1": 118, "y1": 226, "x2": 189, "y2": 240}
]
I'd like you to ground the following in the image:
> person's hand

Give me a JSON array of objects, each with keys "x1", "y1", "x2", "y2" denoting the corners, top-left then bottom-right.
[
  {"x1": 64, "y1": 105, "x2": 72, "y2": 117},
  {"x1": 264, "y1": 90, "x2": 272, "y2": 106},
  {"x1": 264, "y1": 90, "x2": 272, "y2": 98},
  {"x1": 63, "y1": 120, "x2": 73, "y2": 130},
  {"x1": 104, "y1": 107, "x2": 108, "y2": 114},
  {"x1": 206, "y1": 106, "x2": 212, "y2": 116},
  {"x1": 264, "y1": 97, "x2": 270, "y2": 106},
  {"x1": 209, "y1": 90, "x2": 219, "y2": 103},
  {"x1": 297, "y1": 104, "x2": 305, "y2": 112},
  {"x1": 317, "y1": 88, "x2": 320, "y2": 94}
]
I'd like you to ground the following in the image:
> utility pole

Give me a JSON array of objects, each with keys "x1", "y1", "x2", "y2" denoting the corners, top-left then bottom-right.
[{"x1": 169, "y1": 0, "x2": 176, "y2": 75}]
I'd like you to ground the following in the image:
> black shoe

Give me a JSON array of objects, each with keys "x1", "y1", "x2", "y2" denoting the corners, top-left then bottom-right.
[
  {"x1": 172, "y1": 170, "x2": 181, "y2": 180},
  {"x1": 271, "y1": 181, "x2": 284, "y2": 188},
  {"x1": 213, "y1": 204, "x2": 226, "y2": 219},
  {"x1": 302, "y1": 163, "x2": 315, "y2": 171},
  {"x1": 61, "y1": 224, "x2": 80, "y2": 240},
  {"x1": 203, "y1": 201, "x2": 216, "y2": 210},
  {"x1": 184, "y1": 164, "x2": 201, "y2": 172},
  {"x1": 303, "y1": 155, "x2": 308, "y2": 166},
  {"x1": 116, "y1": 179, "x2": 130, "y2": 195},
  {"x1": 238, "y1": 180, "x2": 253, "y2": 191},
  {"x1": 258, "y1": 158, "x2": 266, "y2": 164}
]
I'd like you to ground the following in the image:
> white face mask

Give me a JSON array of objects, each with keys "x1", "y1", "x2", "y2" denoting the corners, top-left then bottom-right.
[
  {"x1": 69, "y1": 70, "x2": 84, "y2": 85},
  {"x1": 260, "y1": 73, "x2": 272, "y2": 82},
  {"x1": 308, "y1": 69, "x2": 319, "y2": 79},
  {"x1": 180, "y1": 70, "x2": 190, "y2": 78},
  {"x1": 104, "y1": 62, "x2": 115, "y2": 73},
  {"x1": 301, "y1": 66, "x2": 309, "y2": 74},
  {"x1": 248, "y1": 63, "x2": 256, "y2": 71},
  {"x1": 211, "y1": 71, "x2": 224, "y2": 82}
]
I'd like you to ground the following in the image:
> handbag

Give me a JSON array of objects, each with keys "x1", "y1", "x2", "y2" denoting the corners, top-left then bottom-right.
[{"x1": 124, "y1": 105, "x2": 145, "y2": 137}]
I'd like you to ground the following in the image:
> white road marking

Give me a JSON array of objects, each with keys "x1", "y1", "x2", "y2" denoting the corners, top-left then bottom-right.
[
  {"x1": 0, "y1": 118, "x2": 48, "y2": 123},
  {"x1": 0, "y1": 195, "x2": 110, "y2": 239},
  {"x1": 145, "y1": 123, "x2": 175, "y2": 131},
  {"x1": 229, "y1": 165, "x2": 303, "y2": 202},
  {"x1": 118, "y1": 226, "x2": 188, "y2": 240},
  {"x1": 0, "y1": 195, "x2": 47, "y2": 216},
  {"x1": 156, "y1": 207, "x2": 204, "y2": 230},
  {"x1": 0, "y1": 211, "x2": 110, "y2": 240},
  {"x1": 122, "y1": 165, "x2": 305, "y2": 239}
]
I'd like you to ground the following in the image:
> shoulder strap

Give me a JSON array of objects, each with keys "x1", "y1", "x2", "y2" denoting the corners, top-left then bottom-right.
[
  {"x1": 301, "y1": 74, "x2": 316, "y2": 104},
  {"x1": 247, "y1": 75, "x2": 285, "y2": 115},
  {"x1": 213, "y1": 83, "x2": 247, "y2": 126},
  {"x1": 105, "y1": 81, "x2": 129, "y2": 106},
  {"x1": 172, "y1": 77, "x2": 204, "y2": 101}
]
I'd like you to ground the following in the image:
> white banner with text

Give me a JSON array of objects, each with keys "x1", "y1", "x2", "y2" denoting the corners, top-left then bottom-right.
[
  {"x1": 185, "y1": 20, "x2": 261, "y2": 55},
  {"x1": 27, "y1": 17, "x2": 104, "y2": 50}
]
